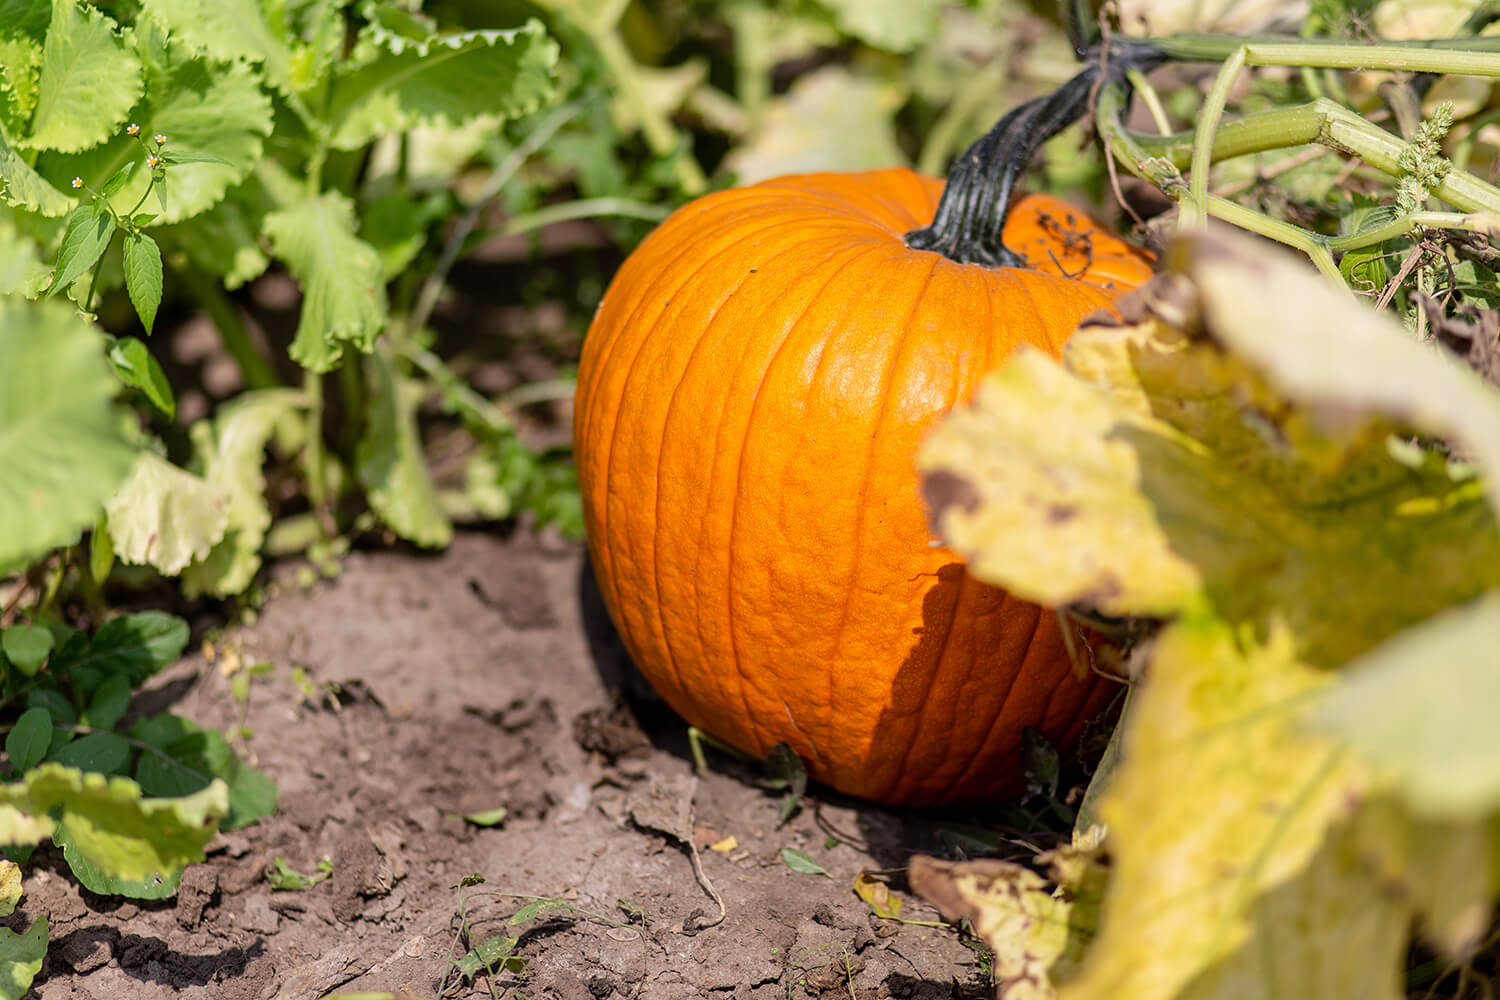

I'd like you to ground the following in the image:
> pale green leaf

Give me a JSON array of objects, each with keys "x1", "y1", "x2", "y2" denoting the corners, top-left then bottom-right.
[
  {"x1": 104, "y1": 450, "x2": 230, "y2": 576},
  {"x1": 780, "y1": 848, "x2": 830, "y2": 877},
  {"x1": 0, "y1": 298, "x2": 136, "y2": 570},
  {"x1": 1, "y1": 625, "x2": 51, "y2": 676},
  {"x1": 0, "y1": 34, "x2": 43, "y2": 136},
  {"x1": 122, "y1": 232, "x2": 162, "y2": 334},
  {"x1": 182, "y1": 389, "x2": 305, "y2": 598},
  {"x1": 55, "y1": 821, "x2": 181, "y2": 898},
  {"x1": 1171, "y1": 823, "x2": 1408, "y2": 1000},
  {"x1": 356, "y1": 350, "x2": 452, "y2": 547},
  {"x1": 0, "y1": 763, "x2": 227, "y2": 882},
  {"x1": 327, "y1": 19, "x2": 558, "y2": 150},
  {"x1": 42, "y1": 31, "x2": 273, "y2": 224},
  {"x1": 0, "y1": 217, "x2": 42, "y2": 294},
  {"x1": 264, "y1": 192, "x2": 388, "y2": 372},
  {"x1": 1059, "y1": 615, "x2": 1365, "y2": 1000},
  {"x1": 1348, "y1": 797, "x2": 1499, "y2": 957},
  {"x1": 136, "y1": 0, "x2": 296, "y2": 94},
  {"x1": 1310, "y1": 590, "x2": 1500, "y2": 818},
  {"x1": 0, "y1": 119, "x2": 69, "y2": 215},
  {"x1": 0, "y1": 916, "x2": 46, "y2": 1000},
  {"x1": 818, "y1": 0, "x2": 941, "y2": 51},
  {"x1": 108, "y1": 336, "x2": 176, "y2": 418},
  {"x1": 726, "y1": 67, "x2": 905, "y2": 184},
  {"x1": 23, "y1": 0, "x2": 142, "y2": 153},
  {"x1": 0, "y1": 861, "x2": 20, "y2": 918}
]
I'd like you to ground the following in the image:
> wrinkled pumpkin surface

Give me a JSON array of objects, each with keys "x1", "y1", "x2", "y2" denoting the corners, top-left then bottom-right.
[{"x1": 574, "y1": 168, "x2": 1152, "y2": 805}]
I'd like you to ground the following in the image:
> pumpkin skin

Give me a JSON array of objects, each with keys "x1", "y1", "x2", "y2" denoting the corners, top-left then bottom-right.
[{"x1": 574, "y1": 168, "x2": 1152, "y2": 806}]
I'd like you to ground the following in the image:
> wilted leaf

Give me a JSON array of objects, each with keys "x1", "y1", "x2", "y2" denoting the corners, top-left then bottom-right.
[
  {"x1": 0, "y1": 861, "x2": 20, "y2": 918},
  {"x1": 454, "y1": 934, "x2": 519, "y2": 980},
  {"x1": 182, "y1": 389, "x2": 305, "y2": 597},
  {"x1": 780, "y1": 848, "x2": 830, "y2": 877},
  {"x1": 726, "y1": 67, "x2": 905, "y2": 184},
  {"x1": 921, "y1": 235, "x2": 1500, "y2": 668},
  {"x1": 1059, "y1": 615, "x2": 1366, "y2": 1000},
  {"x1": 853, "y1": 871, "x2": 902, "y2": 920},
  {"x1": 105, "y1": 450, "x2": 230, "y2": 576},
  {"x1": 909, "y1": 854, "x2": 1087, "y2": 999},
  {"x1": 0, "y1": 763, "x2": 226, "y2": 883},
  {"x1": 1309, "y1": 590, "x2": 1500, "y2": 818},
  {"x1": 356, "y1": 350, "x2": 452, "y2": 548}
]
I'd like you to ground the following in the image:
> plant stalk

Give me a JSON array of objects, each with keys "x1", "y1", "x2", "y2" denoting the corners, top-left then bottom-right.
[{"x1": 177, "y1": 267, "x2": 280, "y2": 391}]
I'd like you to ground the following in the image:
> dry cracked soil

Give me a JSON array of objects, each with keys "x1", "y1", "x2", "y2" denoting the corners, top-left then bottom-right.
[{"x1": 20, "y1": 529, "x2": 1003, "y2": 1000}]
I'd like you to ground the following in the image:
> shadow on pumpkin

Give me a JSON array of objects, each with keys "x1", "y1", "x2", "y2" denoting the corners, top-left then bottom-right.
[{"x1": 574, "y1": 556, "x2": 1117, "y2": 871}]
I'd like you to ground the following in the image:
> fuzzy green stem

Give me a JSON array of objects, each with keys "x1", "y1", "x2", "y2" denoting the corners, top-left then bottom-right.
[
  {"x1": 1185, "y1": 45, "x2": 1246, "y2": 229},
  {"x1": 177, "y1": 267, "x2": 280, "y2": 390},
  {"x1": 1325, "y1": 210, "x2": 1500, "y2": 252},
  {"x1": 1125, "y1": 67, "x2": 1172, "y2": 135}
]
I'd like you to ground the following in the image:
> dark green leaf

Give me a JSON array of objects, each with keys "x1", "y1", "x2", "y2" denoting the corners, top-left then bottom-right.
[
  {"x1": 1, "y1": 625, "x2": 52, "y2": 677},
  {"x1": 130, "y1": 714, "x2": 276, "y2": 829},
  {"x1": 83, "y1": 675, "x2": 131, "y2": 732},
  {"x1": 26, "y1": 688, "x2": 74, "y2": 727},
  {"x1": 48, "y1": 732, "x2": 130, "y2": 774},
  {"x1": 122, "y1": 232, "x2": 163, "y2": 334},
  {"x1": 108, "y1": 337, "x2": 175, "y2": 418},
  {"x1": 6, "y1": 708, "x2": 52, "y2": 773},
  {"x1": 53, "y1": 611, "x2": 188, "y2": 692},
  {"x1": 48, "y1": 201, "x2": 113, "y2": 296},
  {"x1": 762, "y1": 742, "x2": 806, "y2": 827}
]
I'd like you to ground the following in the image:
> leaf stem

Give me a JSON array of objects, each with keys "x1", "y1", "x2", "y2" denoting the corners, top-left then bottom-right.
[
  {"x1": 496, "y1": 196, "x2": 670, "y2": 236},
  {"x1": 1185, "y1": 45, "x2": 1246, "y2": 229},
  {"x1": 176, "y1": 268, "x2": 280, "y2": 391}
]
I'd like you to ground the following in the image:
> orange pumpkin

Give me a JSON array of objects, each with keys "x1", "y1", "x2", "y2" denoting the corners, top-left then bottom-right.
[{"x1": 573, "y1": 167, "x2": 1152, "y2": 806}]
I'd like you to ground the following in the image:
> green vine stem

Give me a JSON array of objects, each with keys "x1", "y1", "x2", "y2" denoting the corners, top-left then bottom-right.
[
  {"x1": 1185, "y1": 45, "x2": 1246, "y2": 230},
  {"x1": 176, "y1": 267, "x2": 280, "y2": 391}
]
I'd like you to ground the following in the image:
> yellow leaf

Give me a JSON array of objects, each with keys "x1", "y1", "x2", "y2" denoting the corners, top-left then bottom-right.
[
  {"x1": 852, "y1": 871, "x2": 902, "y2": 920},
  {"x1": 1060, "y1": 615, "x2": 1368, "y2": 1000}
]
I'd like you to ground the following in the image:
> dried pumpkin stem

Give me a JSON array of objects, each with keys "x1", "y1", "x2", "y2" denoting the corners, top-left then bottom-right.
[{"x1": 906, "y1": 39, "x2": 1166, "y2": 268}]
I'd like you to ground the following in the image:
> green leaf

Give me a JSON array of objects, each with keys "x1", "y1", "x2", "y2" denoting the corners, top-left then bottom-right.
[
  {"x1": 105, "y1": 450, "x2": 229, "y2": 576},
  {"x1": 356, "y1": 349, "x2": 452, "y2": 547},
  {"x1": 0, "y1": 217, "x2": 43, "y2": 295},
  {"x1": 818, "y1": 0, "x2": 941, "y2": 51},
  {"x1": 83, "y1": 674, "x2": 131, "y2": 732},
  {"x1": 54, "y1": 821, "x2": 181, "y2": 898},
  {"x1": 0, "y1": 763, "x2": 227, "y2": 884},
  {"x1": 327, "y1": 19, "x2": 558, "y2": 150},
  {"x1": 462, "y1": 808, "x2": 507, "y2": 827},
  {"x1": 1310, "y1": 590, "x2": 1500, "y2": 818},
  {"x1": 263, "y1": 191, "x2": 388, "y2": 372},
  {"x1": 122, "y1": 232, "x2": 162, "y2": 334},
  {"x1": 5, "y1": 709, "x2": 51, "y2": 773},
  {"x1": 453, "y1": 935, "x2": 519, "y2": 981},
  {"x1": 43, "y1": 29, "x2": 273, "y2": 224},
  {"x1": 162, "y1": 179, "x2": 271, "y2": 289},
  {"x1": 23, "y1": 0, "x2": 142, "y2": 153},
  {"x1": 47, "y1": 732, "x2": 130, "y2": 775},
  {"x1": 0, "y1": 298, "x2": 136, "y2": 570},
  {"x1": 267, "y1": 855, "x2": 331, "y2": 891},
  {"x1": 108, "y1": 336, "x2": 175, "y2": 418},
  {"x1": 0, "y1": 916, "x2": 47, "y2": 1000},
  {"x1": 508, "y1": 899, "x2": 571, "y2": 924},
  {"x1": 0, "y1": 120, "x2": 69, "y2": 215},
  {"x1": 156, "y1": 147, "x2": 232, "y2": 167},
  {"x1": 1058, "y1": 615, "x2": 1365, "y2": 1000},
  {"x1": 780, "y1": 847, "x2": 830, "y2": 877},
  {"x1": 136, "y1": 0, "x2": 296, "y2": 95},
  {"x1": 725, "y1": 67, "x2": 905, "y2": 184},
  {"x1": 47, "y1": 200, "x2": 113, "y2": 295},
  {"x1": 99, "y1": 159, "x2": 135, "y2": 198},
  {"x1": 1, "y1": 625, "x2": 51, "y2": 677},
  {"x1": 181, "y1": 389, "x2": 305, "y2": 598},
  {"x1": 89, "y1": 514, "x2": 113, "y2": 584},
  {"x1": 52, "y1": 611, "x2": 189, "y2": 690},
  {"x1": 131, "y1": 713, "x2": 276, "y2": 829}
]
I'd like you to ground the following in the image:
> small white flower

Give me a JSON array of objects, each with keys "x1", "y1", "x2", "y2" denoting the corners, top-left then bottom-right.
[
  {"x1": 154, "y1": 133, "x2": 167, "y2": 145},
  {"x1": 126, "y1": 123, "x2": 141, "y2": 136},
  {"x1": 147, "y1": 154, "x2": 160, "y2": 169},
  {"x1": 71, "y1": 177, "x2": 83, "y2": 189}
]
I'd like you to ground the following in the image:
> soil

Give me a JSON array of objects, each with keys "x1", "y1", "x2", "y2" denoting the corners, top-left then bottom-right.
[{"x1": 22, "y1": 530, "x2": 1002, "y2": 1000}]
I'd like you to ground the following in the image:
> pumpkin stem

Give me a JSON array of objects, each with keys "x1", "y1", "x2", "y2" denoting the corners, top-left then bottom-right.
[{"x1": 905, "y1": 40, "x2": 1165, "y2": 269}]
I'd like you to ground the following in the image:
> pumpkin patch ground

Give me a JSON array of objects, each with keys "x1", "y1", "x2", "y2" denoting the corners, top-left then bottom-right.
[{"x1": 19, "y1": 530, "x2": 1021, "y2": 999}]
